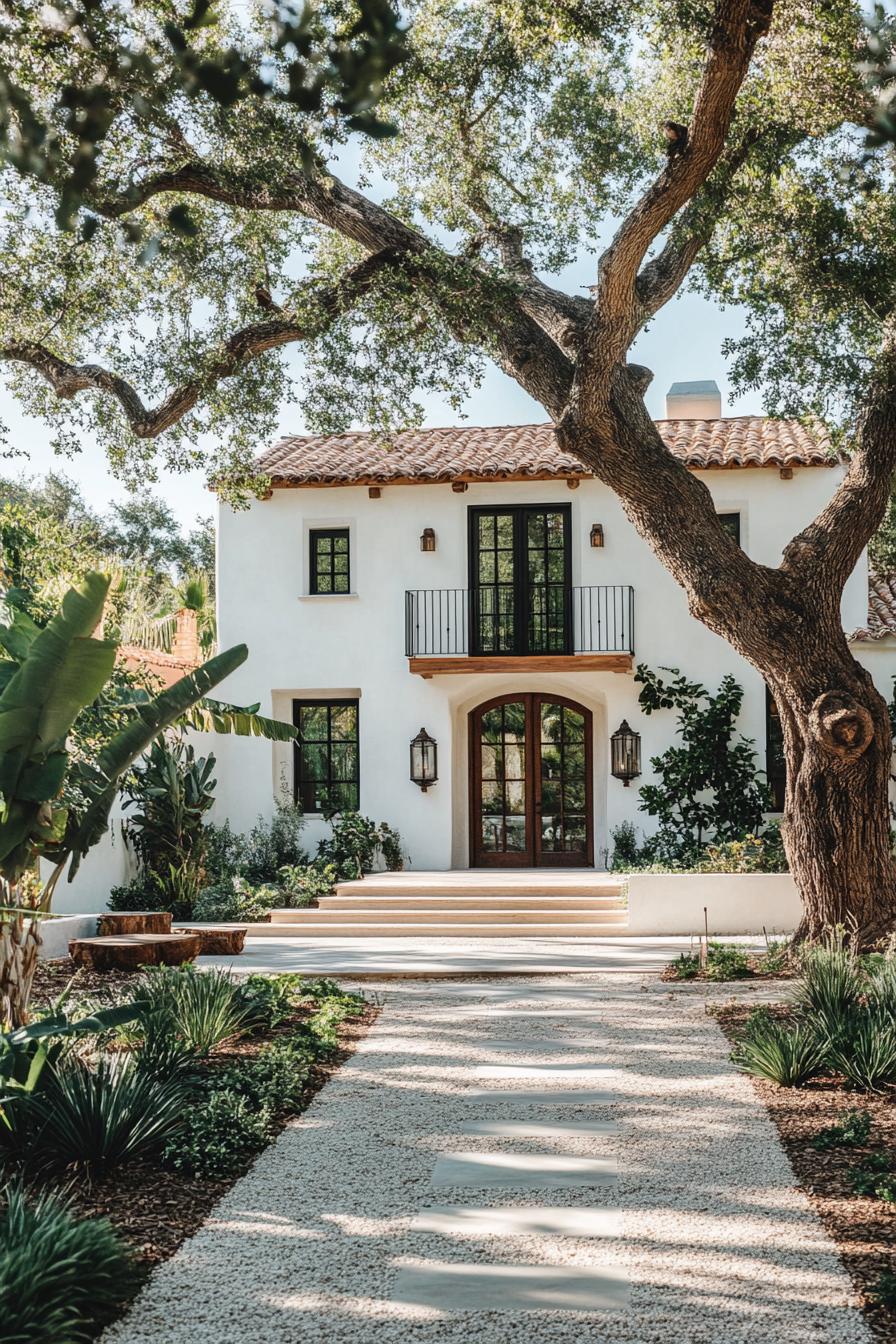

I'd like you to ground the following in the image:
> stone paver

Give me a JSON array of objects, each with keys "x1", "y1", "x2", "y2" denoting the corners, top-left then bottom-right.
[{"x1": 104, "y1": 975, "x2": 872, "y2": 1344}]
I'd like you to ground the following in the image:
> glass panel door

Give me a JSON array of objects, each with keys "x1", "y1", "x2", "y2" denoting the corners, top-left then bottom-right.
[
  {"x1": 471, "y1": 694, "x2": 592, "y2": 867},
  {"x1": 536, "y1": 699, "x2": 589, "y2": 865},
  {"x1": 469, "y1": 506, "x2": 570, "y2": 655},
  {"x1": 475, "y1": 699, "x2": 530, "y2": 864}
]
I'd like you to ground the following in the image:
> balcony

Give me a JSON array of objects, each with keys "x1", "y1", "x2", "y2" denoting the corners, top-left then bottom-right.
[{"x1": 404, "y1": 585, "x2": 635, "y2": 677}]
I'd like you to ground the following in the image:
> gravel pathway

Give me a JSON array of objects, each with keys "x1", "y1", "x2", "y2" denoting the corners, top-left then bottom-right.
[{"x1": 104, "y1": 976, "x2": 871, "y2": 1343}]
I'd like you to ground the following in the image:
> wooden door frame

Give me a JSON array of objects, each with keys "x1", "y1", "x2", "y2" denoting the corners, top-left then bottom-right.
[{"x1": 468, "y1": 692, "x2": 594, "y2": 868}]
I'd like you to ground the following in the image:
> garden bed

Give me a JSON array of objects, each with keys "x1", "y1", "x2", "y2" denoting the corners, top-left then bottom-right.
[
  {"x1": 6, "y1": 961, "x2": 378, "y2": 1339},
  {"x1": 717, "y1": 1001, "x2": 896, "y2": 1342}
]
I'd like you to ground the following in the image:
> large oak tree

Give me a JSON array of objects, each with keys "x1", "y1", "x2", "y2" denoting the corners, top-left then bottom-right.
[{"x1": 2, "y1": 0, "x2": 896, "y2": 940}]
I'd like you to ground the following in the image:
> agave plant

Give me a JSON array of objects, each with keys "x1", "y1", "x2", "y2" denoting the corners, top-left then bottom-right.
[
  {"x1": 735, "y1": 1021, "x2": 828, "y2": 1087},
  {"x1": 0, "y1": 1179, "x2": 136, "y2": 1343},
  {"x1": 30, "y1": 1054, "x2": 188, "y2": 1173},
  {"x1": 0, "y1": 571, "x2": 250, "y2": 1027},
  {"x1": 792, "y1": 938, "x2": 863, "y2": 1019},
  {"x1": 826, "y1": 1010, "x2": 896, "y2": 1092}
]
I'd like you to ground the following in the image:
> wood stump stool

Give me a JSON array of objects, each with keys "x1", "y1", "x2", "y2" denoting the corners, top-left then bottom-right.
[
  {"x1": 69, "y1": 932, "x2": 200, "y2": 972},
  {"x1": 97, "y1": 911, "x2": 173, "y2": 936},
  {"x1": 172, "y1": 925, "x2": 248, "y2": 955}
]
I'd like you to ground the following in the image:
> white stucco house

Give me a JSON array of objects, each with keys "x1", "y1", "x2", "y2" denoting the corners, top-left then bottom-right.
[{"x1": 208, "y1": 379, "x2": 896, "y2": 876}]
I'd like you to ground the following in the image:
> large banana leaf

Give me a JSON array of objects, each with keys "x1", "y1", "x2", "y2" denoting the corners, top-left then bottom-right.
[
  {"x1": 0, "y1": 573, "x2": 117, "y2": 875},
  {"x1": 0, "y1": 572, "x2": 115, "y2": 802},
  {"x1": 182, "y1": 697, "x2": 298, "y2": 741},
  {"x1": 65, "y1": 643, "x2": 248, "y2": 877}
]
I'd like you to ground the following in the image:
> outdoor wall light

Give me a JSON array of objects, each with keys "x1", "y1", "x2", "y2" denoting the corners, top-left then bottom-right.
[
  {"x1": 410, "y1": 727, "x2": 438, "y2": 791},
  {"x1": 610, "y1": 720, "x2": 641, "y2": 786},
  {"x1": 420, "y1": 527, "x2": 436, "y2": 552},
  {"x1": 590, "y1": 523, "x2": 605, "y2": 548}
]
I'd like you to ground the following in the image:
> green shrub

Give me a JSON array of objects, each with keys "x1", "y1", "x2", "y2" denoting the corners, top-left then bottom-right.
[
  {"x1": 849, "y1": 1152, "x2": 896, "y2": 1201},
  {"x1": 236, "y1": 973, "x2": 306, "y2": 1032},
  {"x1": 735, "y1": 1022, "x2": 827, "y2": 1087},
  {"x1": 31, "y1": 1056, "x2": 187, "y2": 1173},
  {"x1": 793, "y1": 939, "x2": 863, "y2": 1018},
  {"x1": 277, "y1": 862, "x2": 337, "y2": 907},
  {"x1": 215, "y1": 1036, "x2": 315, "y2": 1115},
  {"x1": 204, "y1": 801, "x2": 308, "y2": 886},
  {"x1": 705, "y1": 942, "x2": 751, "y2": 981},
  {"x1": 757, "y1": 936, "x2": 792, "y2": 974},
  {"x1": 193, "y1": 876, "x2": 281, "y2": 923},
  {"x1": 108, "y1": 862, "x2": 202, "y2": 921},
  {"x1": 609, "y1": 821, "x2": 642, "y2": 871},
  {"x1": 0, "y1": 1180, "x2": 136, "y2": 1343},
  {"x1": 669, "y1": 950, "x2": 700, "y2": 980},
  {"x1": 318, "y1": 810, "x2": 404, "y2": 879},
  {"x1": 811, "y1": 1108, "x2": 872, "y2": 1151},
  {"x1": 162, "y1": 1088, "x2": 270, "y2": 1179},
  {"x1": 135, "y1": 965, "x2": 249, "y2": 1056},
  {"x1": 826, "y1": 1012, "x2": 896, "y2": 1091}
]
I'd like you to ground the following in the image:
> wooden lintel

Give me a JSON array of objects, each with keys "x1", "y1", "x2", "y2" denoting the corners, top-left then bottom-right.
[
  {"x1": 368, "y1": 486, "x2": 382, "y2": 498},
  {"x1": 409, "y1": 654, "x2": 634, "y2": 677}
]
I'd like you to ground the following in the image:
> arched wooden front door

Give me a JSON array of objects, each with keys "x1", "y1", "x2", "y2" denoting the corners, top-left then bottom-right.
[{"x1": 469, "y1": 694, "x2": 593, "y2": 867}]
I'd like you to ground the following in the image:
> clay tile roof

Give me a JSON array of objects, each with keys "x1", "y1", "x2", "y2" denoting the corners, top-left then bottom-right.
[
  {"x1": 849, "y1": 572, "x2": 896, "y2": 643},
  {"x1": 257, "y1": 417, "x2": 833, "y2": 487},
  {"x1": 118, "y1": 645, "x2": 199, "y2": 689}
]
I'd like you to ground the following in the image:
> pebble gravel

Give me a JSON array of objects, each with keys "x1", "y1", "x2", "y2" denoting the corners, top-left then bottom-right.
[{"x1": 103, "y1": 975, "x2": 872, "y2": 1344}]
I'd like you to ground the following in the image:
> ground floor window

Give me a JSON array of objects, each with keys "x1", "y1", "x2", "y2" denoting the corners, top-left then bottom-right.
[
  {"x1": 293, "y1": 699, "x2": 359, "y2": 813},
  {"x1": 765, "y1": 687, "x2": 786, "y2": 812}
]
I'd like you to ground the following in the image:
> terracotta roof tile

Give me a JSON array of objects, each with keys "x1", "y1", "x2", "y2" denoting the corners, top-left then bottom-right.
[
  {"x1": 258, "y1": 417, "x2": 834, "y2": 487},
  {"x1": 849, "y1": 572, "x2": 896, "y2": 643}
]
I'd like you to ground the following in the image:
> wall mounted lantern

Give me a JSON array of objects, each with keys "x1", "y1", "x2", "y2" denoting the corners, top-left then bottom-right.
[
  {"x1": 590, "y1": 523, "x2": 605, "y2": 548},
  {"x1": 420, "y1": 527, "x2": 436, "y2": 552},
  {"x1": 410, "y1": 727, "x2": 438, "y2": 791},
  {"x1": 610, "y1": 720, "x2": 641, "y2": 786}
]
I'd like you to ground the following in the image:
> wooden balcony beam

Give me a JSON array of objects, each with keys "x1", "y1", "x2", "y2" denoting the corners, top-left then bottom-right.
[{"x1": 408, "y1": 654, "x2": 634, "y2": 678}]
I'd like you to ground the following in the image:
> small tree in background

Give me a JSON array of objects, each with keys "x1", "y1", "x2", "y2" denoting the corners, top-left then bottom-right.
[{"x1": 636, "y1": 665, "x2": 772, "y2": 863}]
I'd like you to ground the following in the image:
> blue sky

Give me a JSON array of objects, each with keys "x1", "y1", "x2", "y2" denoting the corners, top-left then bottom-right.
[{"x1": 0, "y1": 269, "x2": 762, "y2": 530}]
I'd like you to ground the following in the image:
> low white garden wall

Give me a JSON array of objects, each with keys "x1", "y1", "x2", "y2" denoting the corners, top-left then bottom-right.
[
  {"x1": 37, "y1": 914, "x2": 101, "y2": 959},
  {"x1": 625, "y1": 872, "x2": 801, "y2": 936}
]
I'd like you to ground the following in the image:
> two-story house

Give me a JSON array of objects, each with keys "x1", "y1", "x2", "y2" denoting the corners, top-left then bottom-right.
[{"x1": 212, "y1": 380, "x2": 896, "y2": 874}]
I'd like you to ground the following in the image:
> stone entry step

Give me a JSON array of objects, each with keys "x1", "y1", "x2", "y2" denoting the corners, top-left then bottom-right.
[
  {"x1": 323, "y1": 894, "x2": 625, "y2": 911},
  {"x1": 270, "y1": 907, "x2": 627, "y2": 926},
  {"x1": 246, "y1": 920, "x2": 630, "y2": 938},
  {"x1": 335, "y1": 873, "x2": 625, "y2": 900}
]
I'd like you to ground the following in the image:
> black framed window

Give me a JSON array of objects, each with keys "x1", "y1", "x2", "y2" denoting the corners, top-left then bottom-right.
[
  {"x1": 765, "y1": 687, "x2": 786, "y2": 812},
  {"x1": 718, "y1": 512, "x2": 741, "y2": 545},
  {"x1": 468, "y1": 505, "x2": 571, "y2": 656},
  {"x1": 293, "y1": 699, "x2": 359, "y2": 813},
  {"x1": 310, "y1": 528, "x2": 350, "y2": 594}
]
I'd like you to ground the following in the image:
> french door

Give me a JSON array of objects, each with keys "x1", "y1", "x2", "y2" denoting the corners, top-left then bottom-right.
[
  {"x1": 469, "y1": 693, "x2": 593, "y2": 867},
  {"x1": 468, "y1": 505, "x2": 572, "y2": 656}
]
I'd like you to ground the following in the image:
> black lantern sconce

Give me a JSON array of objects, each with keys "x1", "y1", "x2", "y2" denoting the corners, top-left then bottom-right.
[
  {"x1": 410, "y1": 727, "x2": 438, "y2": 791},
  {"x1": 590, "y1": 523, "x2": 604, "y2": 548},
  {"x1": 610, "y1": 719, "x2": 641, "y2": 786},
  {"x1": 420, "y1": 527, "x2": 436, "y2": 552}
]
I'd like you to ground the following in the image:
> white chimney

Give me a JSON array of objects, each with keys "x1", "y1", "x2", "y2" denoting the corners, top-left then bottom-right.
[{"x1": 665, "y1": 379, "x2": 722, "y2": 419}]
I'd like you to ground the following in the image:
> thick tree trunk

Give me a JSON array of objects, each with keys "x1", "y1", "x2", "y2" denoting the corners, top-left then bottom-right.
[{"x1": 765, "y1": 648, "x2": 896, "y2": 944}]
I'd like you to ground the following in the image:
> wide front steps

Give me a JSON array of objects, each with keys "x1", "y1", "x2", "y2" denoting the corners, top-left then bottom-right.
[{"x1": 248, "y1": 872, "x2": 628, "y2": 939}]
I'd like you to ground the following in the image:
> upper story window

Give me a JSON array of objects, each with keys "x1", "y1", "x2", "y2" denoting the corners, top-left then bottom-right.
[
  {"x1": 293, "y1": 699, "x2": 359, "y2": 814},
  {"x1": 310, "y1": 528, "x2": 350, "y2": 595},
  {"x1": 718, "y1": 512, "x2": 741, "y2": 546}
]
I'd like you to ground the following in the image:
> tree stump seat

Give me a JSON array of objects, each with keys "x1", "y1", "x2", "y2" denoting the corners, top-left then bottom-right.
[
  {"x1": 97, "y1": 912, "x2": 172, "y2": 936},
  {"x1": 172, "y1": 925, "x2": 248, "y2": 955},
  {"x1": 69, "y1": 932, "x2": 200, "y2": 972}
]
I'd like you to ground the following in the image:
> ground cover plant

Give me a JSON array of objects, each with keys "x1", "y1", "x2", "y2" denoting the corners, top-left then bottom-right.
[
  {"x1": 0, "y1": 962, "x2": 374, "y2": 1338},
  {"x1": 666, "y1": 934, "x2": 792, "y2": 982},
  {"x1": 716, "y1": 936, "x2": 896, "y2": 1339}
]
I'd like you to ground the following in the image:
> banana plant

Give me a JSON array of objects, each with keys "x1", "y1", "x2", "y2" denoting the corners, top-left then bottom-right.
[{"x1": 0, "y1": 570, "x2": 254, "y2": 1025}]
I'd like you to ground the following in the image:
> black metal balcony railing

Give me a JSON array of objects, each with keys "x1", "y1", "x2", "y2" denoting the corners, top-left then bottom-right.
[{"x1": 405, "y1": 585, "x2": 635, "y2": 658}]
